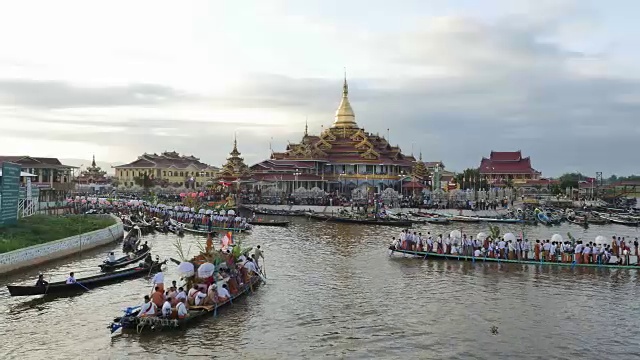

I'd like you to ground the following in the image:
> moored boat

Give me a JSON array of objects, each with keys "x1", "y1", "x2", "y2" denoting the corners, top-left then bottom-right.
[
  {"x1": 307, "y1": 213, "x2": 412, "y2": 227},
  {"x1": 247, "y1": 220, "x2": 290, "y2": 227},
  {"x1": 100, "y1": 249, "x2": 151, "y2": 271},
  {"x1": 7, "y1": 261, "x2": 165, "y2": 296}
]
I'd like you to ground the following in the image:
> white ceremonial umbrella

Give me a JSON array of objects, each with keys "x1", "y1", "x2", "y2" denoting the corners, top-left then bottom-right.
[
  {"x1": 227, "y1": 209, "x2": 236, "y2": 216},
  {"x1": 450, "y1": 230, "x2": 462, "y2": 239},
  {"x1": 198, "y1": 209, "x2": 205, "y2": 214},
  {"x1": 177, "y1": 262, "x2": 195, "y2": 278},
  {"x1": 551, "y1": 234, "x2": 563, "y2": 243},
  {"x1": 205, "y1": 210, "x2": 213, "y2": 215},
  {"x1": 476, "y1": 232, "x2": 488, "y2": 241},
  {"x1": 197, "y1": 263, "x2": 216, "y2": 278},
  {"x1": 503, "y1": 233, "x2": 516, "y2": 242},
  {"x1": 595, "y1": 235, "x2": 606, "y2": 244}
]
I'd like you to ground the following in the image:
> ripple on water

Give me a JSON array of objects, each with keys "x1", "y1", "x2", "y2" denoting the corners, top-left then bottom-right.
[{"x1": 0, "y1": 220, "x2": 640, "y2": 358}]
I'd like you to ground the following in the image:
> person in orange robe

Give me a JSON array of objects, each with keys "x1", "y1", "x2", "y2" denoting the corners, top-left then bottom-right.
[
  {"x1": 534, "y1": 240, "x2": 541, "y2": 261},
  {"x1": 611, "y1": 236, "x2": 618, "y2": 259}
]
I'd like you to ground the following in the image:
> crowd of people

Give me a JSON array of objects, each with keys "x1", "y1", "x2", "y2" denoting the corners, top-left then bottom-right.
[
  {"x1": 391, "y1": 229, "x2": 640, "y2": 266},
  {"x1": 135, "y1": 246, "x2": 264, "y2": 320}
]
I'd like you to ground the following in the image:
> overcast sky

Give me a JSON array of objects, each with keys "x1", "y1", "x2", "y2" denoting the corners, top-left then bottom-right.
[{"x1": 0, "y1": 0, "x2": 638, "y2": 177}]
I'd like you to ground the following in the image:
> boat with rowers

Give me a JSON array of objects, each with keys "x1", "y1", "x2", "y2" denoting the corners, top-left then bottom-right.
[
  {"x1": 388, "y1": 247, "x2": 640, "y2": 269},
  {"x1": 109, "y1": 232, "x2": 265, "y2": 335},
  {"x1": 109, "y1": 275, "x2": 261, "y2": 334},
  {"x1": 7, "y1": 258, "x2": 165, "y2": 296}
]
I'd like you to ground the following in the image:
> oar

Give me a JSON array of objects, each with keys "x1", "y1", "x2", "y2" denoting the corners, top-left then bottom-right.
[{"x1": 75, "y1": 282, "x2": 91, "y2": 291}]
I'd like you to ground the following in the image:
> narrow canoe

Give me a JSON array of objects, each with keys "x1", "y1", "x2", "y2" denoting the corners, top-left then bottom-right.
[
  {"x1": 7, "y1": 261, "x2": 165, "y2": 296},
  {"x1": 388, "y1": 247, "x2": 639, "y2": 269},
  {"x1": 99, "y1": 249, "x2": 151, "y2": 271},
  {"x1": 308, "y1": 214, "x2": 412, "y2": 227},
  {"x1": 110, "y1": 275, "x2": 262, "y2": 334}
]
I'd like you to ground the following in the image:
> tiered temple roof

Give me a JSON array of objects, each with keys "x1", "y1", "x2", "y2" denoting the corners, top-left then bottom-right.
[
  {"x1": 77, "y1": 155, "x2": 108, "y2": 184},
  {"x1": 411, "y1": 152, "x2": 430, "y2": 181},
  {"x1": 115, "y1": 151, "x2": 215, "y2": 170},
  {"x1": 479, "y1": 151, "x2": 539, "y2": 175},
  {"x1": 217, "y1": 136, "x2": 252, "y2": 180},
  {"x1": 270, "y1": 75, "x2": 415, "y2": 166}
]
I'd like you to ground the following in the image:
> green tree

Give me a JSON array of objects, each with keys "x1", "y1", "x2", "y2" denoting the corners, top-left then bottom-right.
[
  {"x1": 133, "y1": 173, "x2": 154, "y2": 191},
  {"x1": 557, "y1": 172, "x2": 583, "y2": 189}
]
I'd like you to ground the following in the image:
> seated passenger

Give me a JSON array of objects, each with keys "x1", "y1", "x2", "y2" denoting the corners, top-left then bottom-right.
[
  {"x1": 217, "y1": 283, "x2": 231, "y2": 302},
  {"x1": 138, "y1": 295, "x2": 157, "y2": 317},
  {"x1": 176, "y1": 298, "x2": 188, "y2": 319},
  {"x1": 162, "y1": 298, "x2": 172, "y2": 318}
]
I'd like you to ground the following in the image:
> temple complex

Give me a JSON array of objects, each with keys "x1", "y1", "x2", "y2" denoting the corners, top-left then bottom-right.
[
  {"x1": 478, "y1": 151, "x2": 541, "y2": 185},
  {"x1": 76, "y1": 155, "x2": 109, "y2": 185},
  {"x1": 251, "y1": 75, "x2": 416, "y2": 194},
  {"x1": 216, "y1": 136, "x2": 252, "y2": 182}
]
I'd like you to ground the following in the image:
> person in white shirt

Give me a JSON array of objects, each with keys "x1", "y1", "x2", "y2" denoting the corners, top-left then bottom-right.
[
  {"x1": 176, "y1": 298, "x2": 188, "y2": 319},
  {"x1": 474, "y1": 249, "x2": 481, "y2": 257},
  {"x1": 152, "y1": 271, "x2": 165, "y2": 293},
  {"x1": 498, "y1": 240, "x2": 506, "y2": 259},
  {"x1": 244, "y1": 258, "x2": 258, "y2": 275},
  {"x1": 523, "y1": 239, "x2": 531, "y2": 260},
  {"x1": 582, "y1": 243, "x2": 592, "y2": 264},
  {"x1": 66, "y1": 272, "x2": 76, "y2": 284},
  {"x1": 107, "y1": 252, "x2": 116, "y2": 263},
  {"x1": 194, "y1": 292, "x2": 207, "y2": 306},
  {"x1": 542, "y1": 241, "x2": 551, "y2": 261},
  {"x1": 175, "y1": 287, "x2": 187, "y2": 303},
  {"x1": 444, "y1": 237, "x2": 451, "y2": 254},
  {"x1": 137, "y1": 295, "x2": 157, "y2": 317},
  {"x1": 549, "y1": 242, "x2": 557, "y2": 262},
  {"x1": 217, "y1": 283, "x2": 231, "y2": 301},
  {"x1": 162, "y1": 298, "x2": 172, "y2": 318},
  {"x1": 451, "y1": 245, "x2": 459, "y2": 255},
  {"x1": 188, "y1": 284, "x2": 200, "y2": 304},
  {"x1": 574, "y1": 241, "x2": 583, "y2": 264}
]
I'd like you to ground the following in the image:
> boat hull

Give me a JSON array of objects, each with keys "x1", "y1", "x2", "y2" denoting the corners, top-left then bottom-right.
[
  {"x1": 247, "y1": 221, "x2": 290, "y2": 227},
  {"x1": 100, "y1": 249, "x2": 150, "y2": 271},
  {"x1": 7, "y1": 262, "x2": 165, "y2": 296},
  {"x1": 389, "y1": 248, "x2": 638, "y2": 269},
  {"x1": 113, "y1": 276, "x2": 261, "y2": 333}
]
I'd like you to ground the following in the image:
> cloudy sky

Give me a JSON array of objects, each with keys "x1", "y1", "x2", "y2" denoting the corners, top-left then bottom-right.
[{"x1": 0, "y1": 0, "x2": 638, "y2": 177}]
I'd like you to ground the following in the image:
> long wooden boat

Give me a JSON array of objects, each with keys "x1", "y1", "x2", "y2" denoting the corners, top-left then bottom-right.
[
  {"x1": 109, "y1": 275, "x2": 262, "y2": 334},
  {"x1": 480, "y1": 218, "x2": 524, "y2": 224},
  {"x1": 388, "y1": 247, "x2": 639, "y2": 269},
  {"x1": 248, "y1": 220, "x2": 290, "y2": 227},
  {"x1": 182, "y1": 227, "x2": 214, "y2": 236},
  {"x1": 99, "y1": 249, "x2": 150, "y2": 271},
  {"x1": 242, "y1": 205, "x2": 308, "y2": 217},
  {"x1": 308, "y1": 213, "x2": 412, "y2": 227},
  {"x1": 450, "y1": 216, "x2": 481, "y2": 223},
  {"x1": 7, "y1": 261, "x2": 165, "y2": 296}
]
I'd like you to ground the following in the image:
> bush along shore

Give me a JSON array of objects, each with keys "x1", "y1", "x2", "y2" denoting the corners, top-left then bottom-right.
[{"x1": 0, "y1": 215, "x2": 116, "y2": 253}]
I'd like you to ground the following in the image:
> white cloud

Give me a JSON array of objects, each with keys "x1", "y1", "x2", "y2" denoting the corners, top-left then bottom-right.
[{"x1": 0, "y1": 0, "x2": 639, "y2": 176}]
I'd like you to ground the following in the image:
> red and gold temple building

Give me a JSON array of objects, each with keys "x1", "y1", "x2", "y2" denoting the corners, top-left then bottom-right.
[
  {"x1": 76, "y1": 155, "x2": 109, "y2": 185},
  {"x1": 250, "y1": 76, "x2": 418, "y2": 194},
  {"x1": 479, "y1": 151, "x2": 541, "y2": 185}
]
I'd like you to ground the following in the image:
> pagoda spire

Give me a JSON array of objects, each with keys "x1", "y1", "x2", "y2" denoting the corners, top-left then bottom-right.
[
  {"x1": 332, "y1": 69, "x2": 358, "y2": 129},
  {"x1": 304, "y1": 117, "x2": 308, "y2": 136},
  {"x1": 91, "y1": 154, "x2": 96, "y2": 167}
]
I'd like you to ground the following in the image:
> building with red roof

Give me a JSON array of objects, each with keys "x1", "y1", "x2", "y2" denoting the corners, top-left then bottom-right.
[
  {"x1": 478, "y1": 151, "x2": 541, "y2": 185},
  {"x1": 251, "y1": 75, "x2": 416, "y2": 194}
]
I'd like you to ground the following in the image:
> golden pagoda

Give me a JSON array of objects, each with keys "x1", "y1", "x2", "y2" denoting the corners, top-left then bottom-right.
[
  {"x1": 252, "y1": 73, "x2": 417, "y2": 194},
  {"x1": 217, "y1": 135, "x2": 252, "y2": 181},
  {"x1": 411, "y1": 152, "x2": 430, "y2": 182}
]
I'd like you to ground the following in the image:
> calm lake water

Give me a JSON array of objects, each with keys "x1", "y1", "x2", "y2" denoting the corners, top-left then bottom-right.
[{"x1": 1, "y1": 218, "x2": 639, "y2": 359}]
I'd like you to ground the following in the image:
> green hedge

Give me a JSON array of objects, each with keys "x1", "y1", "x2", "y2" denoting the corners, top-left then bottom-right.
[{"x1": 0, "y1": 215, "x2": 116, "y2": 254}]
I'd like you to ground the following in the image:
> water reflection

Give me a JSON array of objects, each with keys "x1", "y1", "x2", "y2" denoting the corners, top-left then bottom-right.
[{"x1": 0, "y1": 220, "x2": 639, "y2": 358}]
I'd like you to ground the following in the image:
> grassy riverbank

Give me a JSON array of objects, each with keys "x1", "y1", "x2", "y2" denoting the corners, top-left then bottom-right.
[{"x1": 0, "y1": 215, "x2": 116, "y2": 253}]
